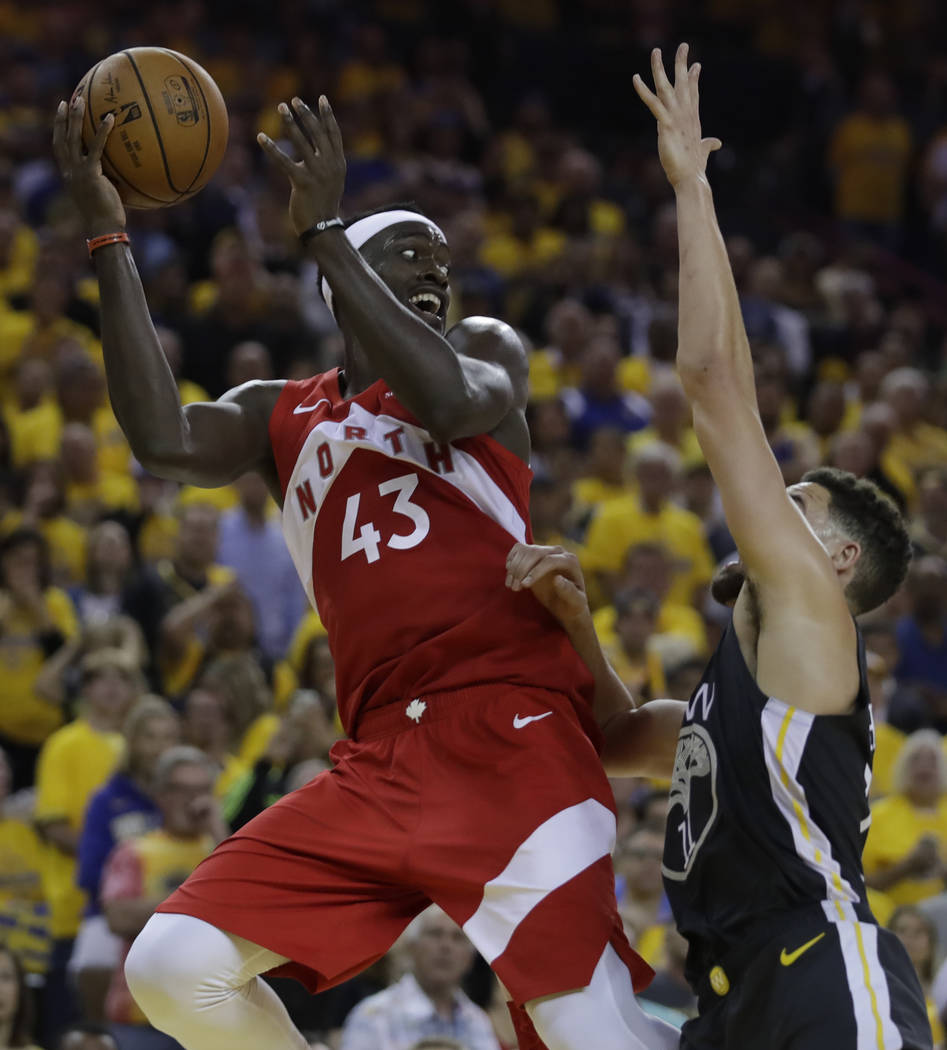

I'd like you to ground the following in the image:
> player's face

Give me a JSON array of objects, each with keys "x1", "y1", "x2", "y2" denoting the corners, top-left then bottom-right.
[{"x1": 361, "y1": 221, "x2": 451, "y2": 334}]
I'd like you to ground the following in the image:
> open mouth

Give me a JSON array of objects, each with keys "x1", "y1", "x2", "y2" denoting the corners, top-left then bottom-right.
[{"x1": 407, "y1": 289, "x2": 447, "y2": 324}]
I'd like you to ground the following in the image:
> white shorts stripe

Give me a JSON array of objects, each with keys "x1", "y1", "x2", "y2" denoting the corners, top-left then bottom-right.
[
  {"x1": 462, "y1": 799, "x2": 616, "y2": 963},
  {"x1": 830, "y1": 904, "x2": 902, "y2": 1049}
]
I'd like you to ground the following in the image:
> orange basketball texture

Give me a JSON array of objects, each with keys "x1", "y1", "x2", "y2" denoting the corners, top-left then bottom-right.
[{"x1": 74, "y1": 48, "x2": 228, "y2": 209}]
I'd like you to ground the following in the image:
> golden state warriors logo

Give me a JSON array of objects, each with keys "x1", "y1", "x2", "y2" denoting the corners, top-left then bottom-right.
[{"x1": 663, "y1": 719, "x2": 719, "y2": 881}]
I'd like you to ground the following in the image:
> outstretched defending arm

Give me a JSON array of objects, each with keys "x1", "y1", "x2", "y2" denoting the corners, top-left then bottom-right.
[
  {"x1": 52, "y1": 98, "x2": 282, "y2": 489},
  {"x1": 634, "y1": 47, "x2": 858, "y2": 714},
  {"x1": 258, "y1": 98, "x2": 527, "y2": 445},
  {"x1": 505, "y1": 544, "x2": 683, "y2": 778}
]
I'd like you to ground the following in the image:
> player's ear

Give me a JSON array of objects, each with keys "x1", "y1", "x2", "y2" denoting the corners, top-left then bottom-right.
[{"x1": 832, "y1": 539, "x2": 860, "y2": 575}]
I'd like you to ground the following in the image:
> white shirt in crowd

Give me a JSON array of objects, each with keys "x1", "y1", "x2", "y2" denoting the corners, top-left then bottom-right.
[{"x1": 339, "y1": 972, "x2": 500, "y2": 1050}]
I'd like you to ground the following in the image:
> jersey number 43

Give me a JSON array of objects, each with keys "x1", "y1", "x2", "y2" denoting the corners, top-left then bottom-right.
[{"x1": 341, "y1": 472, "x2": 430, "y2": 564}]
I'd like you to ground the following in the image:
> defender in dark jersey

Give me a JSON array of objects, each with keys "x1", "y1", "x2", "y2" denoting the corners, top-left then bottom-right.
[{"x1": 506, "y1": 45, "x2": 931, "y2": 1050}]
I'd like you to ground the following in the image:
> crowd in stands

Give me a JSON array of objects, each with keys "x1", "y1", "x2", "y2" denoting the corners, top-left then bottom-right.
[{"x1": 3, "y1": 0, "x2": 947, "y2": 1047}]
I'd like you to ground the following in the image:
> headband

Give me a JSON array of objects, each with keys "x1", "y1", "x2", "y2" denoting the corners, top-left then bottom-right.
[{"x1": 320, "y1": 210, "x2": 446, "y2": 318}]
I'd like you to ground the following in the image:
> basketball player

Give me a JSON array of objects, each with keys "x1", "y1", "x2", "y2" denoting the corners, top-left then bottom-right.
[
  {"x1": 52, "y1": 94, "x2": 680, "y2": 1050},
  {"x1": 506, "y1": 45, "x2": 932, "y2": 1050}
]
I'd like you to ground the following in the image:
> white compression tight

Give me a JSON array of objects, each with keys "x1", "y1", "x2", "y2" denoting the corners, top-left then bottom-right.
[
  {"x1": 526, "y1": 943, "x2": 682, "y2": 1050},
  {"x1": 127, "y1": 913, "x2": 680, "y2": 1050},
  {"x1": 124, "y1": 913, "x2": 309, "y2": 1050}
]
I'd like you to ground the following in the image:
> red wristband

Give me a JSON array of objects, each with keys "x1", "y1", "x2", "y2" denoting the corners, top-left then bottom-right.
[{"x1": 87, "y1": 232, "x2": 129, "y2": 258}]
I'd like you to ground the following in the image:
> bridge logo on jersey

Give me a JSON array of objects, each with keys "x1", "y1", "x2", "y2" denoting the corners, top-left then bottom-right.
[{"x1": 663, "y1": 723, "x2": 719, "y2": 881}]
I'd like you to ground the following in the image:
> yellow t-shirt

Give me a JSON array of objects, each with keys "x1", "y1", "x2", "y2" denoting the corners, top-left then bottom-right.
[
  {"x1": 572, "y1": 477, "x2": 635, "y2": 513},
  {"x1": 0, "y1": 816, "x2": 50, "y2": 974},
  {"x1": 887, "y1": 424, "x2": 947, "y2": 476},
  {"x1": 479, "y1": 228, "x2": 566, "y2": 278},
  {"x1": 602, "y1": 639, "x2": 667, "y2": 701},
  {"x1": 871, "y1": 722, "x2": 905, "y2": 798},
  {"x1": 584, "y1": 496, "x2": 714, "y2": 607},
  {"x1": 0, "y1": 312, "x2": 102, "y2": 397},
  {"x1": 287, "y1": 610, "x2": 328, "y2": 672},
  {"x1": 35, "y1": 718, "x2": 124, "y2": 937},
  {"x1": 5, "y1": 398, "x2": 130, "y2": 479},
  {"x1": 528, "y1": 349, "x2": 650, "y2": 402},
  {"x1": 215, "y1": 752, "x2": 249, "y2": 800},
  {"x1": 830, "y1": 113, "x2": 912, "y2": 223},
  {"x1": 178, "y1": 378, "x2": 209, "y2": 405},
  {"x1": 629, "y1": 427, "x2": 704, "y2": 468},
  {"x1": 237, "y1": 713, "x2": 281, "y2": 768},
  {"x1": 67, "y1": 472, "x2": 139, "y2": 520},
  {"x1": 862, "y1": 794, "x2": 947, "y2": 907},
  {"x1": 0, "y1": 587, "x2": 78, "y2": 745},
  {"x1": 177, "y1": 484, "x2": 238, "y2": 513},
  {"x1": 0, "y1": 224, "x2": 38, "y2": 299}
]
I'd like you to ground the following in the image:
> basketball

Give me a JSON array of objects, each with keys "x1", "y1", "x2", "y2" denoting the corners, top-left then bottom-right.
[{"x1": 73, "y1": 47, "x2": 228, "y2": 209}]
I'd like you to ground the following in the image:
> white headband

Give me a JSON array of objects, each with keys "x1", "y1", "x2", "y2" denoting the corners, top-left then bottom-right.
[{"x1": 320, "y1": 210, "x2": 446, "y2": 317}]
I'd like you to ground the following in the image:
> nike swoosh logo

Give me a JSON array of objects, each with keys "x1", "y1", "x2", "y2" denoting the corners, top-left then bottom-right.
[
  {"x1": 779, "y1": 932, "x2": 825, "y2": 967},
  {"x1": 293, "y1": 399, "x2": 331, "y2": 415},
  {"x1": 513, "y1": 711, "x2": 553, "y2": 729}
]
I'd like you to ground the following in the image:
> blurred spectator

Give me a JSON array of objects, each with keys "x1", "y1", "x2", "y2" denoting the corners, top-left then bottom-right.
[
  {"x1": 895, "y1": 557, "x2": 947, "y2": 730},
  {"x1": 912, "y1": 469, "x2": 947, "y2": 560},
  {"x1": 614, "y1": 825, "x2": 667, "y2": 964},
  {"x1": 72, "y1": 698, "x2": 180, "y2": 1022},
  {"x1": 888, "y1": 906, "x2": 945, "y2": 1047},
  {"x1": 34, "y1": 648, "x2": 140, "y2": 1046},
  {"x1": 638, "y1": 925, "x2": 695, "y2": 1021},
  {"x1": 628, "y1": 374, "x2": 699, "y2": 464},
  {"x1": 224, "y1": 691, "x2": 337, "y2": 830},
  {"x1": 882, "y1": 369, "x2": 947, "y2": 476},
  {"x1": 864, "y1": 731, "x2": 947, "y2": 907},
  {"x1": 602, "y1": 589, "x2": 666, "y2": 703},
  {"x1": 216, "y1": 472, "x2": 305, "y2": 661},
  {"x1": 0, "y1": 747, "x2": 49, "y2": 980},
  {"x1": 339, "y1": 907, "x2": 499, "y2": 1050},
  {"x1": 561, "y1": 335, "x2": 651, "y2": 451},
  {"x1": 571, "y1": 427, "x2": 632, "y2": 514},
  {"x1": 101, "y1": 746, "x2": 224, "y2": 1050},
  {"x1": 526, "y1": 300, "x2": 592, "y2": 401},
  {"x1": 867, "y1": 650, "x2": 907, "y2": 799},
  {"x1": 122, "y1": 502, "x2": 234, "y2": 672},
  {"x1": 57, "y1": 1022, "x2": 118, "y2": 1050},
  {"x1": 680, "y1": 461, "x2": 734, "y2": 565},
  {"x1": 829, "y1": 71, "x2": 912, "y2": 241},
  {"x1": 69, "y1": 522, "x2": 136, "y2": 628},
  {"x1": 0, "y1": 528, "x2": 78, "y2": 791},
  {"x1": 0, "y1": 945, "x2": 40, "y2": 1050},
  {"x1": 584, "y1": 445, "x2": 713, "y2": 609},
  {"x1": 198, "y1": 654, "x2": 281, "y2": 768},
  {"x1": 60, "y1": 424, "x2": 137, "y2": 526}
]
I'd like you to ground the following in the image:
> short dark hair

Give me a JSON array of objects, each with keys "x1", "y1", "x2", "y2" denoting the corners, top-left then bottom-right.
[
  {"x1": 802, "y1": 466, "x2": 911, "y2": 614},
  {"x1": 0, "y1": 527, "x2": 51, "y2": 591}
]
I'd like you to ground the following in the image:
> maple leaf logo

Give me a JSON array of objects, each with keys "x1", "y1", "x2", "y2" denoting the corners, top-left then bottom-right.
[{"x1": 405, "y1": 698, "x2": 427, "y2": 723}]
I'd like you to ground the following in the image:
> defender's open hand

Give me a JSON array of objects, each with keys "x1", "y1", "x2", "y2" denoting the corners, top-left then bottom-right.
[
  {"x1": 257, "y1": 96, "x2": 346, "y2": 238},
  {"x1": 633, "y1": 43, "x2": 721, "y2": 188}
]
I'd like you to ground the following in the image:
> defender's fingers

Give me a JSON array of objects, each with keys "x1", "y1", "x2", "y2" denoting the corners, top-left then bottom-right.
[
  {"x1": 553, "y1": 573, "x2": 587, "y2": 611},
  {"x1": 520, "y1": 553, "x2": 583, "y2": 591},
  {"x1": 506, "y1": 546, "x2": 551, "y2": 590},
  {"x1": 256, "y1": 132, "x2": 298, "y2": 176},
  {"x1": 674, "y1": 42, "x2": 690, "y2": 97},
  {"x1": 650, "y1": 47, "x2": 674, "y2": 101},
  {"x1": 703, "y1": 137, "x2": 723, "y2": 155},
  {"x1": 633, "y1": 74, "x2": 671, "y2": 124}
]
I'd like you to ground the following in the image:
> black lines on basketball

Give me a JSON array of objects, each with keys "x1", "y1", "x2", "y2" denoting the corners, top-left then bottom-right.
[
  {"x1": 123, "y1": 49, "x2": 184, "y2": 196},
  {"x1": 160, "y1": 49, "x2": 214, "y2": 195}
]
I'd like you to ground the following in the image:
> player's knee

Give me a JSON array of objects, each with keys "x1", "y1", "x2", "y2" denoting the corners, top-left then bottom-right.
[{"x1": 125, "y1": 913, "x2": 201, "y2": 1018}]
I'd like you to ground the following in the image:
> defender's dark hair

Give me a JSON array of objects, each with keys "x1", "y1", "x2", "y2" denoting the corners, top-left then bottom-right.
[{"x1": 802, "y1": 466, "x2": 911, "y2": 614}]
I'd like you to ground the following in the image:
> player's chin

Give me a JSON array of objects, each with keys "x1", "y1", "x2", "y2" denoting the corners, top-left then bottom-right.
[{"x1": 711, "y1": 560, "x2": 746, "y2": 607}]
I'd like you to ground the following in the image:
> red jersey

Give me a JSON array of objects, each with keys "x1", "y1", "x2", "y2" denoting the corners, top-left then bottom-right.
[{"x1": 268, "y1": 369, "x2": 594, "y2": 736}]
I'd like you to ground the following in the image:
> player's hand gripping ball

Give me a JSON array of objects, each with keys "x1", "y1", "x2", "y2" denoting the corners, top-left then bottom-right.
[{"x1": 72, "y1": 47, "x2": 228, "y2": 209}]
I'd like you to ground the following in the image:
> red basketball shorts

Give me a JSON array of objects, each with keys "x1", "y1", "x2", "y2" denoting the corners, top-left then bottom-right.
[{"x1": 158, "y1": 682, "x2": 651, "y2": 1004}]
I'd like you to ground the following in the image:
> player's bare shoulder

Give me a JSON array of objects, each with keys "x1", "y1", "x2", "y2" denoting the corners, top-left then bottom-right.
[
  {"x1": 447, "y1": 317, "x2": 529, "y2": 460},
  {"x1": 447, "y1": 317, "x2": 528, "y2": 398}
]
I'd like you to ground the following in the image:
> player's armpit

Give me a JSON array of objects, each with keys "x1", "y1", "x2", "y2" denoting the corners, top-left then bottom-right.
[{"x1": 600, "y1": 701, "x2": 685, "y2": 779}]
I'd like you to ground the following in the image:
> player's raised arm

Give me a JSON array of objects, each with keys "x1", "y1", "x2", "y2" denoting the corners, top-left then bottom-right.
[
  {"x1": 505, "y1": 543, "x2": 683, "y2": 778},
  {"x1": 53, "y1": 98, "x2": 282, "y2": 490},
  {"x1": 635, "y1": 47, "x2": 861, "y2": 713},
  {"x1": 258, "y1": 98, "x2": 527, "y2": 446}
]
